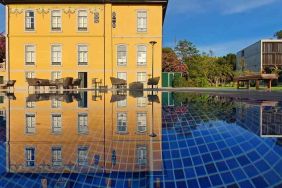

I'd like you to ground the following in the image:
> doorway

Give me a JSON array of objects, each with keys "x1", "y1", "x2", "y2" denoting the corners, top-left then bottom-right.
[{"x1": 78, "y1": 72, "x2": 88, "y2": 88}]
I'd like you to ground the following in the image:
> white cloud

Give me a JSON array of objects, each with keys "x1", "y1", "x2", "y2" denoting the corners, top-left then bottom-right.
[
  {"x1": 198, "y1": 38, "x2": 262, "y2": 56},
  {"x1": 169, "y1": 0, "x2": 278, "y2": 15}
]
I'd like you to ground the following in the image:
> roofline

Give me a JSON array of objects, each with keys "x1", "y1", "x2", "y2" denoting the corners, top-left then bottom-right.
[
  {"x1": 0, "y1": 0, "x2": 168, "y2": 22},
  {"x1": 237, "y1": 39, "x2": 282, "y2": 53}
]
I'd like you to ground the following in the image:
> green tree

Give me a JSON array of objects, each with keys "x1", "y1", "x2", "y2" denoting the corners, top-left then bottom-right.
[
  {"x1": 0, "y1": 32, "x2": 5, "y2": 62},
  {"x1": 274, "y1": 30, "x2": 282, "y2": 39},
  {"x1": 174, "y1": 40, "x2": 199, "y2": 61}
]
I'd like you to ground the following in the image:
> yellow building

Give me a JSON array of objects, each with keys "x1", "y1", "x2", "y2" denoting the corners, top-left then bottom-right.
[
  {"x1": 6, "y1": 91, "x2": 163, "y2": 174},
  {"x1": 0, "y1": 0, "x2": 168, "y2": 90}
]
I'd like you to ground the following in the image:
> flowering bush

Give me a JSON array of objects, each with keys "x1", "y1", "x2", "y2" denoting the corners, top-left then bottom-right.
[{"x1": 0, "y1": 33, "x2": 5, "y2": 62}]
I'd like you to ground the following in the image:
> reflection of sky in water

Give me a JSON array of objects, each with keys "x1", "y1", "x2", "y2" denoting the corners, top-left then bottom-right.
[{"x1": 0, "y1": 92, "x2": 281, "y2": 187}]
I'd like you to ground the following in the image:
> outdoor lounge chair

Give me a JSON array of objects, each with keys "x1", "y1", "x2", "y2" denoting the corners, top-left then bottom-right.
[
  {"x1": 110, "y1": 77, "x2": 127, "y2": 89},
  {"x1": 129, "y1": 82, "x2": 144, "y2": 90},
  {"x1": 147, "y1": 77, "x2": 160, "y2": 88},
  {"x1": 71, "y1": 78, "x2": 82, "y2": 89},
  {"x1": 0, "y1": 80, "x2": 16, "y2": 90}
]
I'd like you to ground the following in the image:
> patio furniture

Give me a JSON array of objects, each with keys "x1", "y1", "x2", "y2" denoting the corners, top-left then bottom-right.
[
  {"x1": 148, "y1": 95, "x2": 160, "y2": 103},
  {"x1": 147, "y1": 77, "x2": 160, "y2": 88},
  {"x1": 71, "y1": 78, "x2": 82, "y2": 89},
  {"x1": 110, "y1": 77, "x2": 127, "y2": 89},
  {"x1": 129, "y1": 82, "x2": 144, "y2": 90},
  {"x1": 0, "y1": 80, "x2": 16, "y2": 90},
  {"x1": 129, "y1": 90, "x2": 144, "y2": 98},
  {"x1": 110, "y1": 94, "x2": 127, "y2": 103}
]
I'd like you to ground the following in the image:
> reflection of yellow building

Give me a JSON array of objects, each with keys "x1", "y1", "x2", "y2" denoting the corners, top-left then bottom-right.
[
  {"x1": 1, "y1": 0, "x2": 168, "y2": 89},
  {"x1": 6, "y1": 91, "x2": 162, "y2": 173}
]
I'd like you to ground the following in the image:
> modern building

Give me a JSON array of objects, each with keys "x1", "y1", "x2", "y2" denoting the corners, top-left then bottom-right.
[
  {"x1": 237, "y1": 40, "x2": 282, "y2": 75},
  {"x1": 0, "y1": 0, "x2": 168, "y2": 89}
]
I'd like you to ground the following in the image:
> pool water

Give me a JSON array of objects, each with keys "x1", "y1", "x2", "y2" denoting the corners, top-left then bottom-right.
[{"x1": 0, "y1": 91, "x2": 281, "y2": 188}]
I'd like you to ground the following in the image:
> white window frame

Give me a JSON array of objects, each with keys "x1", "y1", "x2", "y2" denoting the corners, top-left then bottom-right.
[
  {"x1": 77, "y1": 44, "x2": 88, "y2": 65},
  {"x1": 25, "y1": 71, "x2": 35, "y2": 79},
  {"x1": 25, "y1": 45, "x2": 36, "y2": 66},
  {"x1": 77, "y1": 10, "x2": 88, "y2": 31},
  {"x1": 117, "y1": 45, "x2": 127, "y2": 66},
  {"x1": 51, "y1": 71, "x2": 62, "y2": 81},
  {"x1": 137, "y1": 72, "x2": 147, "y2": 85},
  {"x1": 26, "y1": 113, "x2": 36, "y2": 134},
  {"x1": 137, "y1": 10, "x2": 147, "y2": 32},
  {"x1": 117, "y1": 112, "x2": 127, "y2": 133},
  {"x1": 51, "y1": 114, "x2": 62, "y2": 134},
  {"x1": 51, "y1": 10, "x2": 62, "y2": 31},
  {"x1": 26, "y1": 101, "x2": 35, "y2": 108},
  {"x1": 51, "y1": 99, "x2": 62, "y2": 108},
  {"x1": 137, "y1": 112, "x2": 147, "y2": 133},
  {"x1": 52, "y1": 147, "x2": 62, "y2": 166},
  {"x1": 78, "y1": 146, "x2": 88, "y2": 166},
  {"x1": 25, "y1": 147, "x2": 35, "y2": 167},
  {"x1": 78, "y1": 113, "x2": 88, "y2": 134},
  {"x1": 117, "y1": 72, "x2": 127, "y2": 81},
  {"x1": 117, "y1": 99, "x2": 127, "y2": 108},
  {"x1": 137, "y1": 97, "x2": 147, "y2": 107},
  {"x1": 137, "y1": 45, "x2": 147, "y2": 66},
  {"x1": 136, "y1": 145, "x2": 147, "y2": 166},
  {"x1": 51, "y1": 44, "x2": 62, "y2": 66},
  {"x1": 25, "y1": 10, "x2": 35, "y2": 31}
]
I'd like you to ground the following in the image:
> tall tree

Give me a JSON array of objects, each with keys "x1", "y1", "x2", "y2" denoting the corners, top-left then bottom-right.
[
  {"x1": 0, "y1": 33, "x2": 5, "y2": 62},
  {"x1": 274, "y1": 30, "x2": 282, "y2": 39},
  {"x1": 174, "y1": 40, "x2": 199, "y2": 61}
]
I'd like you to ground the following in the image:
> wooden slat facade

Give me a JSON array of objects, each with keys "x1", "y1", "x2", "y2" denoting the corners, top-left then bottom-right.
[{"x1": 262, "y1": 42, "x2": 282, "y2": 67}]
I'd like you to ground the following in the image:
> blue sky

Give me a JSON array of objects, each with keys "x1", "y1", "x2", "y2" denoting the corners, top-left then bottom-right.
[{"x1": 0, "y1": 0, "x2": 282, "y2": 56}]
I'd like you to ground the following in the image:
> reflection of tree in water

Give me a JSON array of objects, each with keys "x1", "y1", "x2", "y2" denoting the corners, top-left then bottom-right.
[{"x1": 162, "y1": 93, "x2": 237, "y2": 137}]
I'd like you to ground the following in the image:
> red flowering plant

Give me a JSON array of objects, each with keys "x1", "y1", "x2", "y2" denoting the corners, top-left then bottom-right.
[{"x1": 0, "y1": 32, "x2": 5, "y2": 62}]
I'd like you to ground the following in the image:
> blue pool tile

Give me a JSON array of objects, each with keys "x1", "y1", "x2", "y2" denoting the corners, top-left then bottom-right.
[
  {"x1": 198, "y1": 145, "x2": 209, "y2": 153},
  {"x1": 195, "y1": 166, "x2": 207, "y2": 176},
  {"x1": 173, "y1": 159, "x2": 183, "y2": 169},
  {"x1": 263, "y1": 171, "x2": 280, "y2": 185},
  {"x1": 187, "y1": 179, "x2": 199, "y2": 188},
  {"x1": 176, "y1": 181, "x2": 187, "y2": 188},
  {"x1": 238, "y1": 180, "x2": 255, "y2": 188},
  {"x1": 182, "y1": 157, "x2": 193, "y2": 167},
  {"x1": 201, "y1": 153, "x2": 213, "y2": 163},
  {"x1": 216, "y1": 161, "x2": 229, "y2": 171},
  {"x1": 174, "y1": 169, "x2": 185, "y2": 179},
  {"x1": 184, "y1": 167, "x2": 196, "y2": 179},
  {"x1": 254, "y1": 160, "x2": 270, "y2": 172},
  {"x1": 189, "y1": 147, "x2": 199, "y2": 155},
  {"x1": 209, "y1": 174, "x2": 223, "y2": 186},
  {"x1": 226, "y1": 159, "x2": 240, "y2": 169},
  {"x1": 221, "y1": 148, "x2": 233, "y2": 158},
  {"x1": 165, "y1": 182, "x2": 176, "y2": 188},
  {"x1": 246, "y1": 151, "x2": 260, "y2": 162},
  {"x1": 251, "y1": 176, "x2": 268, "y2": 188},
  {"x1": 211, "y1": 151, "x2": 223, "y2": 161},
  {"x1": 237, "y1": 155, "x2": 251, "y2": 166},
  {"x1": 231, "y1": 168, "x2": 246, "y2": 181},
  {"x1": 244, "y1": 165, "x2": 259, "y2": 178},
  {"x1": 205, "y1": 163, "x2": 217, "y2": 174},
  {"x1": 274, "y1": 160, "x2": 282, "y2": 174},
  {"x1": 198, "y1": 177, "x2": 211, "y2": 188},
  {"x1": 221, "y1": 172, "x2": 235, "y2": 184}
]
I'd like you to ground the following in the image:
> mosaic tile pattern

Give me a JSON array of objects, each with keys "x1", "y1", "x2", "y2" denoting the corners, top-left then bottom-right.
[{"x1": 0, "y1": 92, "x2": 282, "y2": 188}]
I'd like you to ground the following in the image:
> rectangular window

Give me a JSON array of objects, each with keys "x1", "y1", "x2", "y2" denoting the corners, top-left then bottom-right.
[
  {"x1": 78, "y1": 113, "x2": 88, "y2": 134},
  {"x1": 51, "y1": 10, "x2": 62, "y2": 31},
  {"x1": 137, "y1": 72, "x2": 147, "y2": 85},
  {"x1": 137, "y1": 45, "x2": 147, "y2": 66},
  {"x1": 117, "y1": 112, "x2": 127, "y2": 133},
  {"x1": 78, "y1": 45, "x2": 88, "y2": 65},
  {"x1": 78, "y1": 147, "x2": 88, "y2": 166},
  {"x1": 52, "y1": 147, "x2": 62, "y2": 166},
  {"x1": 117, "y1": 72, "x2": 127, "y2": 81},
  {"x1": 137, "y1": 113, "x2": 147, "y2": 133},
  {"x1": 26, "y1": 101, "x2": 35, "y2": 108},
  {"x1": 26, "y1": 114, "x2": 35, "y2": 134},
  {"x1": 137, "y1": 97, "x2": 147, "y2": 107},
  {"x1": 117, "y1": 99, "x2": 127, "y2": 108},
  {"x1": 136, "y1": 146, "x2": 147, "y2": 166},
  {"x1": 52, "y1": 114, "x2": 62, "y2": 134},
  {"x1": 51, "y1": 99, "x2": 61, "y2": 108},
  {"x1": 25, "y1": 45, "x2": 35, "y2": 65},
  {"x1": 137, "y1": 11, "x2": 147, "y2": 32},
  {"x1": 78, "y1": 10, "x2": 88, "y2": 31},
  {"x1": 25, "y1": 147, "x2": 35, "y2": 167},
  {"x1": 51, "y1": 45, "x2": 62, "y2": 65},
  {"x1": 25, "y1": 71, "x2": 35, "y2": 79},
  {"x1": 25, "y1": 10, "x2": 35, "y2": 31},
  {"x1": 117, "y1": 45, "x2": 127, "y2": 66},
  {"x1": 51, "y1": 71, "x2": 62, "y2": 81}
]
